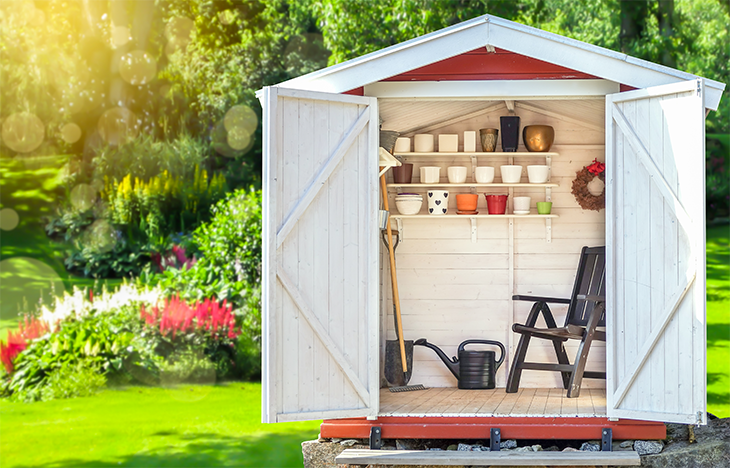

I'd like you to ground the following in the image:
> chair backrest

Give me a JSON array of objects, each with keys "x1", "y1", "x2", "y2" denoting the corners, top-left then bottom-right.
[{"x1": 565, "y1": 246, "x2": 606, "y2": 327}]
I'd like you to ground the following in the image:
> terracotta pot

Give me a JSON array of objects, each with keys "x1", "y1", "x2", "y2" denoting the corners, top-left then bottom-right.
[
  {"x1": 523, "y1": 125, "x2": 555, "y2": 152},
  {"x1": 392, "y1": 163, "x2": 414, "y2": 184},
  {"x1": 456, "y1": 194, "x2": 478, "y2": 211}
]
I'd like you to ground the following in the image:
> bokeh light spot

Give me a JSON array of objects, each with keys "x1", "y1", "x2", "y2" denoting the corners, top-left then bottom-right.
[
  {"x1": 210, "y1": 121, "x2": 241, "y2": 159},
  {"x1": 70, "y1": 184, "x2": 97, "y2": 212},
  {"x1": 1, "y1": 112, "x2": 45, "y2": 153},
  {"x1": 227, "y1": 127, "x2": 251, "y2": 151},
  {"x1": 83, "y1": 219, "x2": 117, "y2": 253},
  {"x1": 0, "y1": 257, "x2": 65, "y2": 321},
  {"x1": 119, "y1": 50, "x2": 157, "y2": 85},
  {"x1": 224, "y1": 104, "x2": 257, "y2": 134},
  {"x1": 112, "y1": 26, "x2": 132, "y2": 47},
  {"x1": 60, "y1": 123, "x2": 82, "y2": 143},
  {"x1": 98, "y1": 107, "x2": 139, "y2": 145},
  {"x1": 0, "y1": 208, "x2": 20, "y2": 231}
]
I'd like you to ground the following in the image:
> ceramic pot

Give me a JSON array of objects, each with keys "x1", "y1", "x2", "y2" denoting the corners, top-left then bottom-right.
[
  {"x1": 447, "y1": 166, "x2": 468, "y2": 184},
  {"x1": 464, "y1": 131, "x2": 477, "y2": 152},
  {"x1": 394, "y1": 137, "x2": 411, "y2": 153},
  {"x1": 420, "y1": 166, "x2": 441, "y2": 184},
  {"x1": 536, "y1": 202, "x2": 553, "y2": 214},
  {"x1": 500, "y1": 116, "x2": 520, "y2": 152},
  {"x1": 456, "y1": 194, "x2": 478, "y2": 212},
  {"x1": 439, "y1": 134, "x2": 459, "y2": 152},
  {"x1": 427, "y1": 190, "x2": 449, "y2": 215},
  {"x1": 527, "y1": 165, "x2": 550, "y2": 183},
  {"x1": 414, "y1": 134, "x2": 435, "y2": 152},
  {"x1": 500, "y1": 165, "x2": 523, "y2": 183},
  {"x1": 479, "y1": 128, "x2": 499, "y2": 152},
  {"x1": 393, "y1": 163, "x2": 414, "y2": 184},
  {"x1": 513, "y1": 196, "x2": 531, "y2": 213},
  {"x1": 475, "y1": 166, "x2": 495, "y2": 184},
  {"x1": 523, "y1": 125, "x2": 555, "y2": 152},
  {"x1": 485, "y1": 194, "x2": 508, "y2": 215}
]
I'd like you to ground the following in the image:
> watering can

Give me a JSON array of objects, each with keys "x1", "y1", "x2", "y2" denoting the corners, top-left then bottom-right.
[{"x1": 414, "y1": 338, "x2": 505, "y2": 389}]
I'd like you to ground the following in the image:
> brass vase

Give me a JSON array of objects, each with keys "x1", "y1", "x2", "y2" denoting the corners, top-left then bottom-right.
[
  {"x1": 479, "y1": 128, "x2": 499, "y2": 152},
  {"x1": 523, "y1": 125, "x2": 555, "y2": 152}
]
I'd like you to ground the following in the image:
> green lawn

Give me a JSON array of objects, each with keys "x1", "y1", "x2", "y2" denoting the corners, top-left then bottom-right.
[
  {"x1": 706, "y1": 224, "x2": 730, "y2": 418},
  {"x1": 0, "y1": 382, "x2": 320, "y2": 468}
]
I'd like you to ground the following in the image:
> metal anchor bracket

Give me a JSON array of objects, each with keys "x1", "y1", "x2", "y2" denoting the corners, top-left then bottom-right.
[{"x1": 470, "y1": 217, "x2": 478, "y2": 243}]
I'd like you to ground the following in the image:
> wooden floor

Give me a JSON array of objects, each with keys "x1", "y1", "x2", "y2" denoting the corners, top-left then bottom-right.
[{"x1": 379, "y1": 387, "x2": 607, "y2": 417}]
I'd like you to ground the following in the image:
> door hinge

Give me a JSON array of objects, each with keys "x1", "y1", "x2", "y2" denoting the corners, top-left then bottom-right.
[
  {"x1": 696, "y1": 411, "x2": 703, "y2": 426},
  {"x1": 697, "y1": 80, "x2": 702, "y2": 97}
]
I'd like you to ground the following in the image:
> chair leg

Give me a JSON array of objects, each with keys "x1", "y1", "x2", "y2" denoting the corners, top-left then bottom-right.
[
  {"x1": 506, "y1": 332, "x2": 530, "y2": 393},
  {"x1": 551, "y1": 339, "x2": 572, "y2": 389},
  {"x1": 566, "y1": 303, "x2": 605, "y2": 398}
]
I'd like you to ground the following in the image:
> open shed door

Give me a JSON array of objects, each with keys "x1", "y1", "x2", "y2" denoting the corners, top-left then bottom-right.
[
  {"x1": 606, "y1": 79, "x2": 706, "y2": 425},
  {"x1": 260, "y1": 87, "x2": 379, "y2": 422}
]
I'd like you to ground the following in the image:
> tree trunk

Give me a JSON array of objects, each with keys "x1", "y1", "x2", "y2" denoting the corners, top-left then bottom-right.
[
  {"x1": 619, "y1": 0, "x2": 649, "y2": 54},
  {"x1": 657, "y1": 0, "x2": 677, "y2": 67}
]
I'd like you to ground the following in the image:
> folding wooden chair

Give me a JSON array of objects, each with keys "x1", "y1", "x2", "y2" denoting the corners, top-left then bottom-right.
[{"x1": 506, "y1": 246, "x2": 606, "y2": 398}]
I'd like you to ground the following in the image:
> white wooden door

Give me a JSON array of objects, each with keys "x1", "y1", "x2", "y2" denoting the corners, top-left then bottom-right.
[
  {"x1": 605, "y1": 79, "x2": 706, "y2": 424},
  {"x1": 260, "y1": 87, "x2": 379, "y2": 423}
]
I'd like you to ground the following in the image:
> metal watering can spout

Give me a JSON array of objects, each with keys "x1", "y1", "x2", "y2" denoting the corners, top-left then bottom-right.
[{"x1": 414, "y1": 338, "x2": 460, "y2": 380}]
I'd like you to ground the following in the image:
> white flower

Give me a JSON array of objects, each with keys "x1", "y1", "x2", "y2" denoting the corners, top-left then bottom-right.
[{"x1": 38, "y1": 283, "x2": 163, "y2": 329}]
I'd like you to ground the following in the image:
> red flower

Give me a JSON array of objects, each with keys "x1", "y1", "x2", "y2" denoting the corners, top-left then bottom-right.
[
  {"x1": 586, "y1": 159, "x2": 605, "y2": 176},
  {"x1": 0, "y1": 317, "x2": 49, "y2": 373}
]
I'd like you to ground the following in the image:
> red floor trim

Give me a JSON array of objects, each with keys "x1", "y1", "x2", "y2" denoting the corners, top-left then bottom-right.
[{"x1": 321, "y1": 416, "x2": 666, "y2": 440}]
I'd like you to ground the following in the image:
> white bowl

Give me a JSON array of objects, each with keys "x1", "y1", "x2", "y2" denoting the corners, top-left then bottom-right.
[
  {"x1": 414, "y1": 134, "x2": 434, "y2": 152},
  {"x1": 395, "y1": 197, "x2": 423, "y2": 215},
  {"x1": 420, "y1": 166, "x2": 441, "y2": 183},
  {"x1": 475, "y1": 166, "x2": 495, "y2": 183},
  {"x1": 394, "y1": 137, "x2": 411, "y2": 153},
  {"x1": 500, "y1": 165, "x2": 523, "y2": 183},
  {"x1": 527, "y1": 165, "x2": 550, "y2": 183},
  {"x1": 447, "y1": 166, "x2": 468, "y2": 184}
]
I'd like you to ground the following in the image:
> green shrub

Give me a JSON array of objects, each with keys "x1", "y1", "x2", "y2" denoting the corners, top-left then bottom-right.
[
  {"x1": 39, "y1": 360, "x2": 107, "y2": 401},
  {"x1": 159, "y1": 347, "x2": 217, "y2": 385},
  {"x1": 7, "y1": 305, "x2": 159, "y2": 402},
  {"x1": 93, "y1": 133, "x2": 207, "y2": 182},
  {"x1": 139, "y1": 188, "x2": 262, "y2": 379}
]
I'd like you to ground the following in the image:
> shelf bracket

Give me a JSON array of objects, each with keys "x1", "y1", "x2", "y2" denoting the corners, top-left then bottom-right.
[
  {"x1": 395, "y1": 217, "x2": 404, "y2": 242},
  {"x1": 470, "y1": 155, "x2": 477, "y2": 180},
  {"x1": 470, "y1": 217, "x2": 477, "y2": 243},
  {"x1": 545, "y1": 218, "x2": 552, "y2": 243},
  {"x1": 545, "y1": 187, "x2": 552, "y2": 202}
]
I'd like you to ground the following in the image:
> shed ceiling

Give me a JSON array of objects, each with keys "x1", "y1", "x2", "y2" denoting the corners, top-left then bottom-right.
[{"x1": 379, "y1": 98, "x2": 604, "y2": 135}]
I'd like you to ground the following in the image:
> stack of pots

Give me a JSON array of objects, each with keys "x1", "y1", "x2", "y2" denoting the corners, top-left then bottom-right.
[{"x1": 395, "y1": 193, "x2": 423, "y2": 215}]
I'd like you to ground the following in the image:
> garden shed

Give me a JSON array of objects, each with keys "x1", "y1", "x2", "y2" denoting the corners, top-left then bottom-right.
[{"x1": 256, "y1": 14, "x2": 725, "y2": 443}]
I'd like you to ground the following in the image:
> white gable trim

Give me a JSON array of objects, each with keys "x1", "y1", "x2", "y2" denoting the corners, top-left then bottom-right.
[
  {"x1": 272, "y1": 15, "x2": 724, "y2": 110},
  {"x1": 364, "y1": 79, "x2": 619, "y2": 99}
]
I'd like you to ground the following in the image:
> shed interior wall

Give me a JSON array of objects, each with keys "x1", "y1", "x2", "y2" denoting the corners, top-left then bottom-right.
[{"x1": 377, "y1": 98, "x2": 607, "y2": 394}]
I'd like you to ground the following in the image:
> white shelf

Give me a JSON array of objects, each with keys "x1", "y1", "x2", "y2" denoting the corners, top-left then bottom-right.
[
  {"x1": 395, "y1": 152, "x2": 558, "y2": 157},
  {"x1": 391, "y1": 214, "x2": 558, "y2": 219},
  {"x1": 387, "y1": 183, "x2": 558, "y2": 188}
]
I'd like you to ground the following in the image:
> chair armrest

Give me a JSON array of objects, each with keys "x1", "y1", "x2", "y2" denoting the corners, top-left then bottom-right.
[
  {"x1": 577, "y1": 294, "x2": 605, "y2": 302},
  {"x1": 512, "y1": 295, "x2": 571, "y2": 304}
]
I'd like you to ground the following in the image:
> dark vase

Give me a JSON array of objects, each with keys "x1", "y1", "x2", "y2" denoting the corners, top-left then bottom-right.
[
  {"x1": 392, "y1": 163, "x2": 414, "y2": 184},
  {"x1": 500, "y1": 116, "x2": 521, "y2": 152}
]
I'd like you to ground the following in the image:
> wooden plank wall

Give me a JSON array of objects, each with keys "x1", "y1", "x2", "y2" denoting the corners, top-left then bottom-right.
[
  {"x1": 380, "y1": 99, "x2": 606, "y2": 389},
  {"x1": 276, "y1": 94, "x2": 373, "y2": 418},
  {"x1": 608, "y1": 88, "x2": 703, "y2": 420}
]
